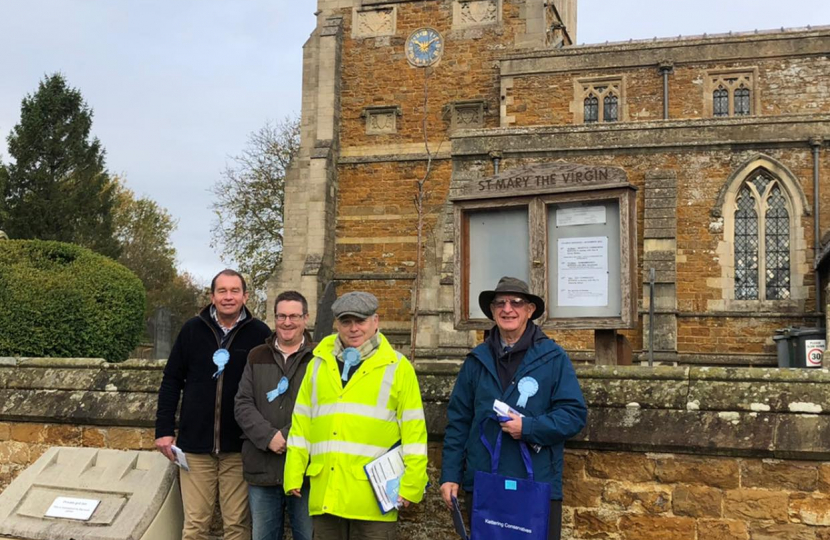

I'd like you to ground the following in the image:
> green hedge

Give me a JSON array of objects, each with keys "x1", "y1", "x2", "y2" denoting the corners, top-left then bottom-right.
[{"x1": 0, "y1": 240, "x2": 145, "y2": 362}]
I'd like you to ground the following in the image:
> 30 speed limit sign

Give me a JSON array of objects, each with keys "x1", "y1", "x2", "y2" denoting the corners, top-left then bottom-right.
[{"x1": 805, "y1": 339, "x2": 825, "y2": 368}]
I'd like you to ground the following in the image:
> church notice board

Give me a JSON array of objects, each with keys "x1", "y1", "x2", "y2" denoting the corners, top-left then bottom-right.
[{"x1": 451, "y1": 162, "x2": 638, "y2": 330}]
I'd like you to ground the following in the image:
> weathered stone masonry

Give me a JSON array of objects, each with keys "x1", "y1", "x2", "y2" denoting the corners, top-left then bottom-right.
[{"x1": 2, "y1": 357, "x2": 830, "y2": 539}]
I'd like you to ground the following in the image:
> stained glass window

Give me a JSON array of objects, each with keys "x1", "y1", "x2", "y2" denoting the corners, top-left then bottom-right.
[
  {"x1": 734, "y1": 86, "x2": 751, "y2": 116},
  {"x1": 765, "y1": 186, "x2": 790, "y2": 299},
  {"x1": 734, "y1": 186, "x2": 759, "y2": 300},
  {"x1": 584, "y1": 95, "x2": 598, "y2": 123},
  {"x1": 604, "y1": 94, "x2": 618, "y2": 122}
]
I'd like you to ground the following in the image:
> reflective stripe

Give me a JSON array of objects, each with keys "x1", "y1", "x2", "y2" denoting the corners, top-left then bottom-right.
[
  {"x1": 376, "y1": 360, "x2": 400, "y2": 411},
  {"x1": 313, "y1": 403, "x2": 396, "y2": 422},
  {"x1": 310, "y1": 358, "x2": 322, "y2": 407},
  {"x1": 401, "y1": 443, "x2": 428, "y2": 456},
  {"x1": 400, "y1": 409, "x2": 425, "y2": 422},
  {"x1": 287, "y1": 435, "x2": 310, "y2": 451},
  {"x1": 293, "y1": 404, "x2": 312, "y2": 417},
  {"x1": 310, "y1": 440, "x2": 388, "y2": 458}
]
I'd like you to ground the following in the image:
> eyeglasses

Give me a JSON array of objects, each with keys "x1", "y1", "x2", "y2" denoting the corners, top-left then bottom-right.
[
  {"x1": 491, "y1": 298, "x2": 528, "y2": 310},
  {"x1": 276, "y1": 314, "x2": 305, "y2": 322}
]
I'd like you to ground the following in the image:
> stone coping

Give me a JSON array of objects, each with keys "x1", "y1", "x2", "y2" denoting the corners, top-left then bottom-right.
[
  {"x1": 450, "y1": 113, "x2": 830, "y2": 144},
  {"x1": 1, "y1": 359, "x2": 828, "y2": 458}
]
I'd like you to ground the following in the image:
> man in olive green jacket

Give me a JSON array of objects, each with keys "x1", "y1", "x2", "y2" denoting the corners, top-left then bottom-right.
[{"x1": 235, "y1": 290, "x2": 314, "y2": 540}]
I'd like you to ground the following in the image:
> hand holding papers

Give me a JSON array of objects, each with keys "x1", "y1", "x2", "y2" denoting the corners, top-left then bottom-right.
[
  {"x1": 493, "y1": 400, "x2": 542, "y2": 453},
  {"x1": 171, "y1": 445, "x2": 190, "y2": 471},
  {"x1": 364, "y1": 446, "x2": 405, "y2": 514}
]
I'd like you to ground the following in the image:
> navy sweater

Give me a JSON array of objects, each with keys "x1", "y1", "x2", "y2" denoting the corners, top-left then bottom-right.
[{"x1": 155, "y1": 305, "x2": 270, "y2": 453}]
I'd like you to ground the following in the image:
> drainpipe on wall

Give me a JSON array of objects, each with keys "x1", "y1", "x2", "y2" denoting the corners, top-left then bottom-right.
[
  {"x1": 811, "y1": 137, "x2": 823, "y2": 314},
  {"x1": 659, "y1": 61, "x2": 674, "y2": 120},
  {"x1": 489, "y1": 150, "x2": 503, "y2": 175}
]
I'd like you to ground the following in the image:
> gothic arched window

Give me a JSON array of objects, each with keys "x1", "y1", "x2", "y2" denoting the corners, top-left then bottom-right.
[
  {"x1": 603, "y1": 93, "x2": 618, "y2": 122},
  {"x1": 733, "y1": 170, "x2": 791, "y2": 300},
  {"x1": 584, "y1": 94, "x2": 598, "y2": 123},
  {"x1": 713, "y1": 86, "x2": 729, "y2": 117},
  {"x1": 734, "y1": 85, "x2": 751, "y2": 116}
]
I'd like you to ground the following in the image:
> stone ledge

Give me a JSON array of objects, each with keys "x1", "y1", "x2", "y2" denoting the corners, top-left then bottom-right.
[{"x1": 451, "y1": 114, "x2": 830, "y2": 156}]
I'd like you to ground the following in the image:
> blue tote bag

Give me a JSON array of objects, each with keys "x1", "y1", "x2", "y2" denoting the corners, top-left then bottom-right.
[{"x1": 471, "y1": 418, "x2": 551, "y2": 540}]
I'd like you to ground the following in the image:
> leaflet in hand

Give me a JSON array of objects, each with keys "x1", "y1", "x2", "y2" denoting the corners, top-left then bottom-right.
[
  {"x1": 171, "y1": 445, "x2": 190, "y2": 471},
  {"x1": 364, "y1": 446, "x2": 405, "y2": 514},
  {"x1": 492, "y1": 400, "x2": 542, "y2": 453}
]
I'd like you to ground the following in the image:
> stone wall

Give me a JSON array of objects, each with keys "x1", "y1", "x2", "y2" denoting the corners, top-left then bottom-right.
[
  {"x1": 2, "y1": 357, "x2": 829, "y2": 539},
  {"x1": 506, "y1": 52, "x2": 830, "y2": 126}
]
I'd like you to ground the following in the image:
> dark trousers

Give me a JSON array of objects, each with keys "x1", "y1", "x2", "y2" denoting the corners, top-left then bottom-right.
[
  {"x1": 465, "y1": 491, "x2": 562, "y2": 540},
  {"x1": 312, "y1": 514, "x2": 397, "y2": 540}
]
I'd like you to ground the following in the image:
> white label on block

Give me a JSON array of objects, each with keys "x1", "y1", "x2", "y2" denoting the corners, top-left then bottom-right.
[{"x1": 45, "y1": 497, "x2": 100, "y2": 521}]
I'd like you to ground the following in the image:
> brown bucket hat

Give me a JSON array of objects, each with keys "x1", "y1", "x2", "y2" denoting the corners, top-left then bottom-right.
[{"x1": 478, "y1": 276, "x2": 546, "y2": 321}]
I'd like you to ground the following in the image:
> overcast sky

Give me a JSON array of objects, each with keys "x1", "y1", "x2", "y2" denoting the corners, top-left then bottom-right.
[{"x1": 1, "y1": 1, "x2": 829, "y2": 284}]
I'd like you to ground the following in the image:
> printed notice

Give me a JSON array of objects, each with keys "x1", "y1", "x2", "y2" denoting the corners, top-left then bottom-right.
[
  {"x1": 45, "y1": 497, "x2": 100, "y2": 521},
  {"x1": 558, "y1": 237, "x2": 608, "y2": 272},
  {"x1": 558, "y1": 237, "x2": 609, "y2": 307},
  {"x1": 558, "y1": 271, "x2": 608, "y2": 307},
  {"x1": 556, "y1": 206, "x2": 607, "y2": 227}
]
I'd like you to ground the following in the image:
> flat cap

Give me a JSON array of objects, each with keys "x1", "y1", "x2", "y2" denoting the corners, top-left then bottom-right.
[{"x1": 332, "y1": 291, "x2": 378, "y2": 320}]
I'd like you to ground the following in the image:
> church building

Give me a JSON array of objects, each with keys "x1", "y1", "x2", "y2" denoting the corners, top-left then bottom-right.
[{"x1": 272, "y1": 0, "x2": 830, "y2": 367}]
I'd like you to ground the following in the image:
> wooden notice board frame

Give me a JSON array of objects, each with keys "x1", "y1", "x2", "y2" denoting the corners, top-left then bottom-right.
[{"x1": 451, "y1": 162, "x2": 638, "y2": 332}]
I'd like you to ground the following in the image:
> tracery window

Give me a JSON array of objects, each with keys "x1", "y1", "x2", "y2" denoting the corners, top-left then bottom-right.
[
  {"x1": 733, "y1": 170, "x2": 790, "y2": 300},
  {"x1": 576, "y1": 77, "x2": 624, "y2": 124},
  {"x1": 706, "y1": 70, "x2": 755, "y2": 118}
]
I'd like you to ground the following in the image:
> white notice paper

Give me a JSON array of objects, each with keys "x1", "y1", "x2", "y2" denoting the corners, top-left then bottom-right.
[
  {"x1": 558, "y1": 237, "x2": 608, "y2": 272},
  {"x1": 364, "y1": 446, "x2": 406, "y2": 514},
  {"x1": 45, "y1": 497, "x2": 100, "y2": 521},
  {"x1": 558, "y1": 237, "x2": 609, "y2": 307},
  {"x1": 556, "y1": 206, "x2": 607, "y2": 227},
  {"x1": 558, "y1": 271, "x2": 609, "y2": 307}
]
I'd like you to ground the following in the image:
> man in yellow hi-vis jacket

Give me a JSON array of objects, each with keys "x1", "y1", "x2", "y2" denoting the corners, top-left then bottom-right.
[{"x1": 284, "y1": 291, "x2": 428, "y2": 539}]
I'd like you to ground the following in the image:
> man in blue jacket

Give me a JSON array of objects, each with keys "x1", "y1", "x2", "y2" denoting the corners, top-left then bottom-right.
[{"x1": 439, "y1": 276, "x2": 587, "y2": 540}]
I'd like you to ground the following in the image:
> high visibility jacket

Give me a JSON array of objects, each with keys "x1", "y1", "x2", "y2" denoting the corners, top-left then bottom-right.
[{"x1": 283, "y1": 332, "x2": 429, "y2": 521}]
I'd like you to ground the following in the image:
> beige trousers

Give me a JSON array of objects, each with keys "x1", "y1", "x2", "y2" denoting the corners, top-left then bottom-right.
[{"x1": 180, "y1": 452, "x2": 251, "y2": 540}]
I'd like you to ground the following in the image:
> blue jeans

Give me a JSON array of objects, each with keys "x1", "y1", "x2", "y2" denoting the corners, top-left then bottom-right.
[{"x1": 248, "y1": 482, "x2": 312, "y2": 540}]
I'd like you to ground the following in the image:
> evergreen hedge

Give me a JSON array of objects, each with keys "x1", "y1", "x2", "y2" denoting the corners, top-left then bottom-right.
[{"x1": 0, "y1": 240, "x2": 145, "y2": 362}]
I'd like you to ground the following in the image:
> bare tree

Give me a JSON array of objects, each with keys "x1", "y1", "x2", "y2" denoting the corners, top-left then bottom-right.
[{"x1": 211, "y1": 118, "x2": 300, "y2": 317}]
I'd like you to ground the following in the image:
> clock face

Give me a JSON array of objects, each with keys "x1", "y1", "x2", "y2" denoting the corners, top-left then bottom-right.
[{"x1": 406, "y1": 28, "x2": 443, "y2": 68}]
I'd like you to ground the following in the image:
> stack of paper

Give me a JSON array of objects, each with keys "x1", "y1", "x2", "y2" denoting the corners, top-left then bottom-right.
[{"x1": 364, "y1": 446, "x2": 405, "y2": 514}]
